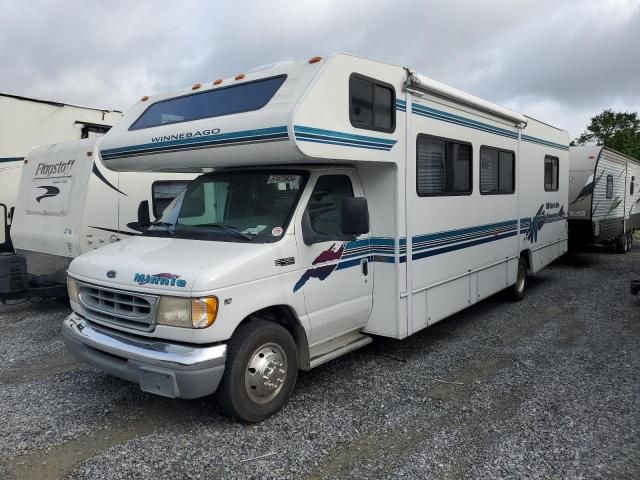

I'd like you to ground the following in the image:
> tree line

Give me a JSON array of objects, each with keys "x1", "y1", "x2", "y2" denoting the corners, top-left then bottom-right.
[{"x1": 571, "y1": 109, "x2": 640, "y2": 159}]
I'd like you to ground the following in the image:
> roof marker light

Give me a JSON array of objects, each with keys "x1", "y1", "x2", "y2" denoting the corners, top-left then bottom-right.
[
  {"x1": 308, "y1": 56, "x2": 322, "y2": 64},
  {"x1": 235, "y1": 73, "x2": 245, "y2": 81},
  {"x1": 213, "y1": 79, "x2": 223, "y2": 85},
  {"x1": 141, "y1": 95, "x2": 149, "y2": 101},
  {"x1": 192, "y1": 83, "x2": 202, "y2": 90}
]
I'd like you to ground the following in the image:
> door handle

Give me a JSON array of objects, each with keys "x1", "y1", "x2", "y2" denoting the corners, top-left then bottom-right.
[{"x1": 361, "y1": 258, "x2": 369, "y2": 276}]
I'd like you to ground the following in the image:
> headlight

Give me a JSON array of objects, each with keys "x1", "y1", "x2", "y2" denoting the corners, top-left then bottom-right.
[
  {"x1": 156, "y1": 296, "x2": 218, "y2": 329},
  {"x1": 67, "y1": 277, "x2": 79, "y2": 303}
]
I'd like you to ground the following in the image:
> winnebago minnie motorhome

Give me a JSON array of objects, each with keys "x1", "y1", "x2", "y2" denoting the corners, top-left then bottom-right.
[
  {"x1": 61, "y1": 54, "x2": 569, "y2": 422},
  {"x1": 0, "y1": 136, "x2": 194, "y2": 300},
  {"x1": 569, "y1": 146, "x2": 640, "y2": 252},
  {"x1": 0, "y1": 93, "x2": 123, "y2": 252}
]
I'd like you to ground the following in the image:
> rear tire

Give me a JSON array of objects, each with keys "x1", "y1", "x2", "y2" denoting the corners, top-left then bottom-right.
[
  {"x1": 215, "y1": 319, "x2": 298, "y2": 422},
  {"x1": 510, "y1": 258, "x2": 528, "y2": 301},
  {"x1": 616, "y1": 234, "x2": 628, "y2": 254},
  {"x1": 627, "y1": 233, "x2": 633, "y2": 252}
]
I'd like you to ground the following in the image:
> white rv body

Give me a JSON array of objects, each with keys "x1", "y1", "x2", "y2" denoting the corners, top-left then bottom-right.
[
  {"x1": 62, "y1": 54, "x2": 569, "y2": 420},
  {"x1": 568, "y1": 146, "x2": 640, "y2": 250},
  {"x1": 0, "y1": 93, "x2": 123, "y2": 251},
  {"x1": 9, "y1": 136, "x2": 194, "y2": 287}
]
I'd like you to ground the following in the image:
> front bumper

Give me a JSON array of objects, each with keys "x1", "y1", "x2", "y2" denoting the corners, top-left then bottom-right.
[{"x1": 62, "y1": 313, "x2": 226, "y2": 399}]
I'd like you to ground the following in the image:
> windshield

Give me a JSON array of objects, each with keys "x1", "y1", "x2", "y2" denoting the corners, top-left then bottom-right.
[{"x1": 144, "y1": 170, "x2": 308, "y2": 243}]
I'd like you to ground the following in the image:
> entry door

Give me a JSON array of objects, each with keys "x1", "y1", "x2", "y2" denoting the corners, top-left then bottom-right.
[{"x1": 294, "y1": 173, "x2": 373, "y2": 345}]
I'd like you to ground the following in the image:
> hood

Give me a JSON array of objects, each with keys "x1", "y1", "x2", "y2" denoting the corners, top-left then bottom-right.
[{"x1": 68, "y1": 234, "x2": 298, "y2": 295}]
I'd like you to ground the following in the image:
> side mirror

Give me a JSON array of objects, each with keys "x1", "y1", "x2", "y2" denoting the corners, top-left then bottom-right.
[
  {"x1": 137, "y1": 200, "x2": 151, "y2": 229},
  {"x1": 341, "y1": 197, "x2": 369, "y2": 236}
]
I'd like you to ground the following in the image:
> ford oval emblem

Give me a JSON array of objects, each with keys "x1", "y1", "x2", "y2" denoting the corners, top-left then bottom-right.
[{"x1": 106, "y1": 270, "x2": 117, "y2": 279}]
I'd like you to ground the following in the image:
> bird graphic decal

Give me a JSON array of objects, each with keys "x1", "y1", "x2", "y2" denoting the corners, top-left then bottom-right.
[
  {"x1": 293, "y1": 243, "x2": 345, "y2": 292},
  {"x1": 35, "y1": 185, "x2": 60, "y2": 203},
  {"x1": 571, "y1": 170, "x2": 604, "y2": 206}
]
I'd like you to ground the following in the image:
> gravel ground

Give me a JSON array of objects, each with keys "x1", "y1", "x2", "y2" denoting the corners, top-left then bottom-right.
[{"x1": 0, "y1": 248, "x2": 638, "y2": 480}]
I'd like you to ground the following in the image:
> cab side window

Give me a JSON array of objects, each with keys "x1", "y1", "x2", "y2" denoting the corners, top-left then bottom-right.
[{"x1": 306, "y1": 175, "x2": 354, "y2": 238}]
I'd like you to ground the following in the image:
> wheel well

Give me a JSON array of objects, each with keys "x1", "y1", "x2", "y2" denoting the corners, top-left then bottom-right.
[
  {"x1": 236, "y1": 305, "x2": 310, "y2": 371},
  {"x1": 519, "y1": 249, "x2": 532, "y2": 272}
]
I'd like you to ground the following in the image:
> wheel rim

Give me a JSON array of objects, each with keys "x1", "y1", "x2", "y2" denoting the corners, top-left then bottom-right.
[
  {"x1": 245, "y1": 342, "x2": 288, "y2": 404},
  {"x1": 516, "y1": 265, "x2": 526, "y2": 294}
]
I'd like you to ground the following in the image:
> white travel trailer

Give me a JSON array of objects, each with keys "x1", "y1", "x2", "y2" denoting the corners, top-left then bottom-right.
[
  {"x1": 0, "y1": 136, "x2": 194, "y2": 300},
  {"x1": 62, "y1": 54, "x2": 569, "y2": 421},
  {"x1": 568, "y1": 146, "x2": 640, "y2": 252},
  {"x1": 0, "y1": 93, "x2": 123, "y2": 252}
]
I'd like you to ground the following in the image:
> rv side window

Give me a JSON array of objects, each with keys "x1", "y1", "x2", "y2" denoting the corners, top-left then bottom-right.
[
  {"x1": 480, "y1": 146, "x2": 515, "y2": 195},
  {"x1": 152, "y1": 181, "x2": 190, "y2": 218},
  {"x1": 606, "y1": 175, "x2": 613, "y2": 199},
  {"x1": 544, "y1": 155, "x2": 559, "y2": 191},
  {"x1": 306, "y1": 175, "x2": 354, "y2": 239},
  {"x1": 349, "y1": 74, "x2": 395, "y2": 133},
  {"x1": 416, "y1": 134, "x2": 472, "y2": 196},
  {"x1": 631, "y1": 176, "x2": 635, "y2": 196}
]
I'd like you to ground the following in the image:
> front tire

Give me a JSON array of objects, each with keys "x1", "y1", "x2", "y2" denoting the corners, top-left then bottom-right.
[
  {"x1": 510, "y1": 258, "x2": 528, "y2": 301},
  {"x1": 627, "y1": 233, "x2": 633, "y2": 252},
  {"x1": 215, "y1": 319, "x2": 298, "y2": 422}
]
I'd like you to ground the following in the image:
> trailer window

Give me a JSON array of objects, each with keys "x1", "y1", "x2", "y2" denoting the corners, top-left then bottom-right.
[
  {"x1": 416, "y1": 134, "x2": 472, "y2": 196},
  {"x1": 606, "y1": 175, "x2": 613, "y2": 199},
  {"x1": 306, "y1": 175, "x2": 355, "y2": 239},
  {"x1": 544, "y1": 155, "x2": 559, "y2": 191},
  {"x1": 129, "y1": 75, "x2": 286, "y2": 130},
  {"x1": 349, "y1": 74, "x2": 395, "y2": 133},
  {"x1": 480, "y1": 146, "x2": 515, "y2": 194},
  {"x1": 152, "y1": 180, "x2": 190, "y2": 218},
  {"x1": 630, "y1": 176, "x2": 635, "y2": 196}
]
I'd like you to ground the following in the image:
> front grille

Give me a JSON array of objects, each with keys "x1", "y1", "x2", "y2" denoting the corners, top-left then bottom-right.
[{"x1": 78, "y1": 283, "x2": 159, "y2": 332}]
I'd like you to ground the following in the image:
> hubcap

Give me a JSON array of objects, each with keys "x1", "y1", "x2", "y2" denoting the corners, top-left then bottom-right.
[{"x1": 245, "y1": 343, "x2": 288, "y2": 404}]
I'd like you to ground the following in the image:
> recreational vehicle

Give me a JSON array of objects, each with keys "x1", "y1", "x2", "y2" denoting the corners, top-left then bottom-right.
[
  {"x1": 61, "y1": 54, "x2": 569, "y2": 421},
  {"x1": 568, "y1": 146, "x2": 640, "y2": 252},
  {"x1": 0, "y1": 93, "x2": 123, "y2": 252},
  {"x1": 0, "y1": 136, "x2": 194, "y2": 300}
]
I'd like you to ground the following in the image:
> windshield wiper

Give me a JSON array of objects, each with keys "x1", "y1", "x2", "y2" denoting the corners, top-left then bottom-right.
[{"x1": 197, "y1": 223, "x2": 255, "y2": 241}]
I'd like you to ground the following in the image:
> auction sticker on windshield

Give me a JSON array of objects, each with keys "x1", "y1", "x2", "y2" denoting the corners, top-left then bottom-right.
[
  {"x1": 267, "y1": 175, "x2": 298, "y2": 184},
  {"x1": 272, "y1": 226, "x2": 283, "y2": 237}
]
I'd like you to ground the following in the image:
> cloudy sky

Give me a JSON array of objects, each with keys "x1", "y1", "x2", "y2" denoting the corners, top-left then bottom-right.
[{"x1": 2, "y1": 0, "x2": 638, "y2": 139}]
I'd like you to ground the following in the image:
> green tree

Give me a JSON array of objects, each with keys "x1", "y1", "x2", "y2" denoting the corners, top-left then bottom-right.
[{"x1": 573, "y1": 109, "x2": 640, "y2": 159}]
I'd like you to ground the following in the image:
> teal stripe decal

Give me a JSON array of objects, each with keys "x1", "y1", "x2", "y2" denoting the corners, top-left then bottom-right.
[
  {"x1": 412, "y1": 103, "x2": 518, "y2": 139},
  {"x1": 521, "y1": 134, "x2": 569, "y2": 151},
  {"x1": 412, "y1": 103, "x2": 568, "y2": 150},
  {"x1": 294, "y1": 125, "x2": 397, "y2": 151},
  {"x1": 101, "y1": 126, "x2": 289, "y2": 160}
]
